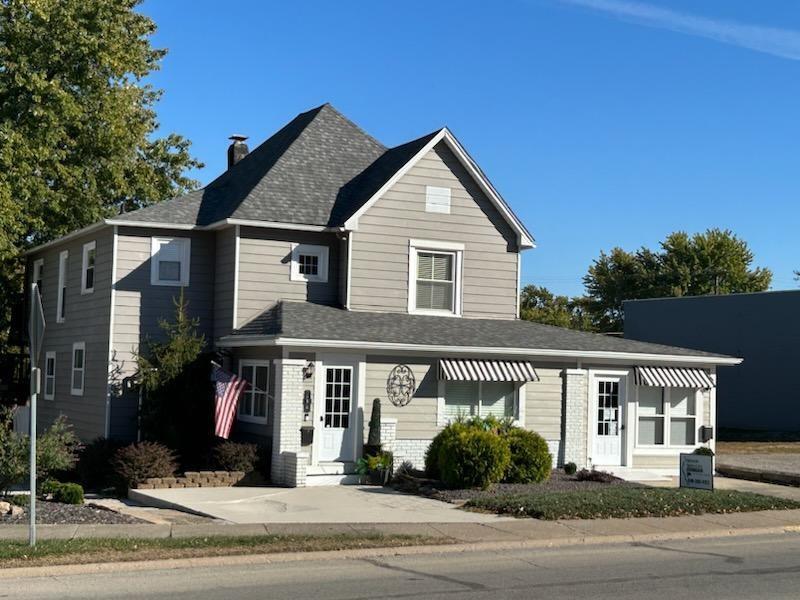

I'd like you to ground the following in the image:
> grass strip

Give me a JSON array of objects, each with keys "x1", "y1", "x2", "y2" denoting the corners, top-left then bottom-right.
[
  {"x1": 0, "y1": 534, "x2": 443, "y2": 568},
  {"x1": 464, "y1": 487, "x2": 800, "y2": 520}
]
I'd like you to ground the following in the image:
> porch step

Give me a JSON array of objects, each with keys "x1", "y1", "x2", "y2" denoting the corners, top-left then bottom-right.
[
  {"x1": 305, "y1": 473, "x2": 361, "y2": 486},
  {"x1": 306, "y1": 461, "x2": 355, "y2": 476}
]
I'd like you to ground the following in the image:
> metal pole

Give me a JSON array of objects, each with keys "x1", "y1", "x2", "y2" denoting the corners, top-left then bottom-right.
[{"x1": 29, "y1": 368, "x2": 38, "y2": 547}]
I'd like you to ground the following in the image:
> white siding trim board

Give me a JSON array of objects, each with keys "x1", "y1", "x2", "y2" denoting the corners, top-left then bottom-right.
[
  {"x1": 105, "y1": 225, "x2": 118, "y2": 438},
  {"x1": 233, "y1": 225, "x2": 240, "y2": 330}
]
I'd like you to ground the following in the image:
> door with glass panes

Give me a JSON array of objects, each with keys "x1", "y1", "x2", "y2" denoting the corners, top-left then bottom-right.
[
  {"x1": 317, "y1": 365, "x2": 356, "y2": 462},
  {"x1": 592, "y1": 376, "x2": 625, "y2": 465}
]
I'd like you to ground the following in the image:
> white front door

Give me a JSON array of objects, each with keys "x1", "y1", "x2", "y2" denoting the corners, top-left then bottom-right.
[
  {"x1": 317, "y1": 365, "x2": 355, "y2": 462},
  {"x1": 592, "y1": 376, "x2": 625, "y2": 465}
]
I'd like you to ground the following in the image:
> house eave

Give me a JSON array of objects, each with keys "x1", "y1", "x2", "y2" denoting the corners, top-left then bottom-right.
[{"x1": 214, "y1": 335, "x2": 742, "y2": 366}]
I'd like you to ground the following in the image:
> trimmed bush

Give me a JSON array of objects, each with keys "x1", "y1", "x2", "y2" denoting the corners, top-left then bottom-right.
[
  {"x1": 693, "y1": 446, "x2": 715, "y2": 456},
  {"x1": 564, "y1": 462, "x2": 577, "y2": 476},
  {"x1": 213, "y1": 441, "x2": 258, "y2": 473},
  {"x1": 576, "y1": 468, "x2": 617, "y2": 483},
  {"x1": 113, "y1": 442, "x2": 177, "y2": 491},
  {"x1": 76, "y1": 437, "x2": 123, "y2": 490},
  {"x1": 503, "y1": 428, "x2": 552, "y2": 484},
  {"x1": 438, "y1": 427, "x2": 510, "y2": 489},
  {"x1": 53, "y1": 482, "x2": 84, "y2": 505},
  {"x1": 425, "y1": 421, "x2": 474, "y2": 479}
]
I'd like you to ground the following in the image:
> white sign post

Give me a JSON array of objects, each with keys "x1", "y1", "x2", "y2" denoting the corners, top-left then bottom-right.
[
  {"x1": 679, "y1": 453, "x2": 713, "y2": 491},
  {"x1": 28, "y1": 283, "x2": 45, "y2": 547}
]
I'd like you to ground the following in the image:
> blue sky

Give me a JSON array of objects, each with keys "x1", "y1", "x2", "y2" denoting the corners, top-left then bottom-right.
[{"x1": 142, "y1": 0, "x2": 800, "y2": 296}]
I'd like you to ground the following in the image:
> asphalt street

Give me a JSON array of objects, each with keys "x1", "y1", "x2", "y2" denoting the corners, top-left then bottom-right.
[{"x1": 4, "y1": 533, "x2": 800, "y2": 599}]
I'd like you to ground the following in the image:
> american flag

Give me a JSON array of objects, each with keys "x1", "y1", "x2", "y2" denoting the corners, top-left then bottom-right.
[{"x1": 212, "y1": 363, "x2": 248, "y2": 439}]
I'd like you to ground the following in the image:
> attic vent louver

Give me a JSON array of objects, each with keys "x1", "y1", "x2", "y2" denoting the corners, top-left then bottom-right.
[{"x1": 227, "y1": 134, "x2": 249, "y2": 168}]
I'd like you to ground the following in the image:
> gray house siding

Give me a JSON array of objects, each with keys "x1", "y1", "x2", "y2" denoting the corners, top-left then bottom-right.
[
  {"x1": 27, "y1": 228, "x2": 114, "y2": 440},
  {"x1": 349, "y1": 142, "x2": 520, "y2": 319},
  {"x1": 109, "y1": 227, "x2": 216, "y2": 440},
  {"x1": 236, "y1": 227, "x2": 341, "y2": 328},
  {"x1": 525, "y1": 367, "x2": 564, "y2": 441},
  {"x1": 625, "y1": 292, "x2": 798, "y2": 432},
  {"x1": 214, "y1": 227, "x2": 237, "y2": 339}
]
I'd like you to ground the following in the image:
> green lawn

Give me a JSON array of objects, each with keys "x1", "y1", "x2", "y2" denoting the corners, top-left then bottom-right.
[
  {"x1": 0, "y1": 533, "x2": 442, "y2": 568},
  {"x1": 465, "y1": 487, "x2": 800, "y2": 520}
]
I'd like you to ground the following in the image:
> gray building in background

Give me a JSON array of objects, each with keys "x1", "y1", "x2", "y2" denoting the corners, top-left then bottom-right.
[{"x1": 624, "y1": 290, "x2": 800, "y2": 433}]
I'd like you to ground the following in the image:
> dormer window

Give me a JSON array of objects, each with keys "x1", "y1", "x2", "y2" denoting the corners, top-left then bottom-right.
[
  {"x1": 408, "y1": 239, "x2": 463, "y2": 316},
  {"x1": 150, "y1": 237, "x2": 191, "y2": 286},
  {"x1": 290, "y1": 243, "x2": 329, "y2": 283}
]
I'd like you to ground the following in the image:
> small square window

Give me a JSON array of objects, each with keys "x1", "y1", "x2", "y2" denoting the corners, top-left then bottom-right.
[
  {"x1": 298, "y1": 254, "x2": 319, "y2": 276},
  {"x1": 290, "y1": 244, "x2": 328, "y2": 283},
  {"x1": 151, "y1": 237, "x2": 190, "y2": 286}
]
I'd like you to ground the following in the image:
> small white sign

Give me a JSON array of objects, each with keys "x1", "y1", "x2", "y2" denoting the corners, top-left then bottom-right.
[{"x1": 680, "y1": 453, "x2": 713, "y2": 491}]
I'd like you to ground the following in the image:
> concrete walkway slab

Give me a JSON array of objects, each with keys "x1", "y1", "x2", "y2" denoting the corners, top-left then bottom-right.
[{"x1": 130, "y1": 486, "x2": 511, "y2": 524}]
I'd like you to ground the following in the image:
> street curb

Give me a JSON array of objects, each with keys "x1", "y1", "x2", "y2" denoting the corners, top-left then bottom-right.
[
  {"x1": 716, "y1": 464, "x2": 800, "y2": 487},
  {"x1": 1, "y1": 523, "x2": 799, "y2": 579}
]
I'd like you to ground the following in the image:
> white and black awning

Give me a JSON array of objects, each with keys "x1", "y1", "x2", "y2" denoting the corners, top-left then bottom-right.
[
  {"x1": 439, "y1": 359, "x2": 539, "y2": 382},
  {"x1": 634, "y1": 366, "x2": 715, "y2": 389}
]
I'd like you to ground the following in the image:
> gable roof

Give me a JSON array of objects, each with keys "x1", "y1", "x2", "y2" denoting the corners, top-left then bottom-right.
[{"x1": 219, "y1": 301, "x2": 740, "y2": 365}]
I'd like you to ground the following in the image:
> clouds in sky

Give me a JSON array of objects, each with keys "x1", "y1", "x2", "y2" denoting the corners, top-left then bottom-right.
[{"x1": 561, "y1": 0, "x2": 800, "y2": 60}]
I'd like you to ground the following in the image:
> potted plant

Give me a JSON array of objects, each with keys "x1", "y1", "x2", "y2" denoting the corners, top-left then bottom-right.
[{"x1": 356, "y1": 451, "x2": 394, "y2": 485}]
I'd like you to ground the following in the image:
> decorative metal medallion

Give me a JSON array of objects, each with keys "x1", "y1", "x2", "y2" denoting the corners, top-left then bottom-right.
[{"x1": 386, "y1": 364, "x2": 416, "y2": 407}]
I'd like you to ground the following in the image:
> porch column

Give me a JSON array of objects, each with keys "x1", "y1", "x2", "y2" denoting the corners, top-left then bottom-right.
[
  {"x1": 563, "y1": 368, "x2": 589, "y2": 468},
  {"x1": 271, "y1": 358, "x2": 306, "y2": 486}
]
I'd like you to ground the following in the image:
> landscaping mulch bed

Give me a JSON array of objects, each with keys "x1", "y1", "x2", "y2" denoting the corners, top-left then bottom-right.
[{"x1": 0, "y1": 500, "x2": 146, "y2": 525}]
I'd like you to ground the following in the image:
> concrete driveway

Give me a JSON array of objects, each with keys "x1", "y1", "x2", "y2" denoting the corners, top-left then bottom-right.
[{"x1": 129, "y1": 486, "x2": 511, "y2": 524}]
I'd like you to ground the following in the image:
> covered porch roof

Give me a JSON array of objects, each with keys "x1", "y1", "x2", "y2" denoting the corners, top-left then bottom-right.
[{"x1": 216, "y1": 302, "x2": 741, "y2": 366}]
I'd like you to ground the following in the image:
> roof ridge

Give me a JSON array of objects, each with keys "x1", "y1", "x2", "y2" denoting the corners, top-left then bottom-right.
[{"x1": 317, "y1": 103, "x2": 387, "y2": 152}]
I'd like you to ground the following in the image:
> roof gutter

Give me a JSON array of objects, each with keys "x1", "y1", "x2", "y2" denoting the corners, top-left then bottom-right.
[{"x1": 214, "y1": 335, "x2": 742, "y2": 366}]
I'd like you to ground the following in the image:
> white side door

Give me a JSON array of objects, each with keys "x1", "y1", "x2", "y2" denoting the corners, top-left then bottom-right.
[
  {"x1": 592, "y1": 376, "x2": 625, "y2": 466},
  {"x1": 316, "y1": 365, "x2": 355, "y2": 462}
]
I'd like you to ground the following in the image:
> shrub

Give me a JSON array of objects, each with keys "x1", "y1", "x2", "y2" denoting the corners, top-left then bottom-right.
[
  {"x1": 364, "y1": 398, "x2": 382, "y2": 457},
  {"x1": 564, "y1": 462, "x2": 577, "y2": 476},
  {"x1": 426, "y1": 421, "x2": 474, "y2": 479},
  {"x1": 53, "y1": 482, "x2": 84, "y2": 505},
  {"x1": 113, "y1": 442, "x2": 177, "y2": 491},
  {"x1": 503, "y1": 428, "x2": 552, "y2": 484},
  {"x1": 76, "y1": 437, "x2": 123, "y2": 490},
  {"x1": 438, "y1": 428, "x2": 510, "y2": 489},
  {"x1": 576, "y1": 468, "x2": 617, "y2": 483},
  {"x1": 36, "y1": 416, "x2": 80, "y2": 482},
  {"x1": 213, "y1": 441, "x2": 258, "y2": 473},
  {"x1": 0, "y1": 408, "x2": 27, "y2": 495},
  {"x1": 693, "y1": 446, "x2": 715, "y2": 456}
]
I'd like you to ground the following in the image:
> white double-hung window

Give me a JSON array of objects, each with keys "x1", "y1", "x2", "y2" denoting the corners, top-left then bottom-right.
[
  {"x1": 408, "y1": 240, "x2": 463, "y2": 316},
  {"x1": 33, "y1": 258, "x2": 44, "y2": 298},
  {"x1": 442, "y1": 381, "x2": 518, "y2": 422},
  {"x1": 81, "y1": 241, "x2": 96, "y2": 294},
  {"x1": 71, "y1": 342, "x2": 85, "y2": 396},
  {"x1": 290, "y1": 243, "x2": 329, "y2": 283},
  {"x1": 637, "y1": 387, "x2": 698, "y2": 447},
  {"x1": 44, "y1": 351, "x2": 56, "y2": 400},
  {"x1": 238, "y1": 361, "x2": 269, "y2": 424},
  {"x1": 151, "y1": 237, "x2": 191, "y2": 286},
  {"x1": 56, "y1": 250, "x2": 68, "y2": 323}
]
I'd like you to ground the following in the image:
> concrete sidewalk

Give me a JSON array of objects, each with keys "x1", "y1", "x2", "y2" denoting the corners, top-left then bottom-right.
[{"x1": 2, "y1": 508, "x2": 800, "y2": 546}]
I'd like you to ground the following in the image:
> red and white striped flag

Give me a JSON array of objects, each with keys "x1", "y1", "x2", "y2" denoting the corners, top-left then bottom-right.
[{"x1": 212, "y1": 364, "x2": 248, "y2": 439}]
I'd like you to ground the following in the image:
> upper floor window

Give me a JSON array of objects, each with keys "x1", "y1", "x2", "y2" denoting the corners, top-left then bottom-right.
[
  {"x1": 408, "y1": 239, "x2": 463, "y2": 316},
  {"x1": 290, "y1": 243, "x2": 329, "y2": 283},
  {"x1": 57, "y1": 250, "x2": 68, "y2": 323},
  {"x1": 71, "y1": 342, "x2": 85, "y2": 396},
  {"x1": 44, "y1": 351, "x2": 56, "y2": 400},
  {"x1": 425, "y1": 186, "x2": 451, "y2": 214},
  {"x1": 81, "y1": 241, "x2": 96, "y2": 294},
  {"x1": 32, "y1": 258, "x2": 44, "y2": 298},
  {"x1": 151, "y1": 237, "x2": 191, "y2": 287}
]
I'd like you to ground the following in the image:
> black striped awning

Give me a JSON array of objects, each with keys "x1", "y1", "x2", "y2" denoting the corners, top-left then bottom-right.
[
  {"x1": 439, "y1": 359, "x2": 539, "y2": 382},
  {"x1": 634, "y1": 366, "x2": 715, "y2": 389}
]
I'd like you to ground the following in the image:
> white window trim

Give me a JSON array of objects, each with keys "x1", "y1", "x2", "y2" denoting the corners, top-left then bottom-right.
[
  {"x1": 634, "y1": 386, "x2": 701, "y2": 450},
  {"x1": 81, "y1": 240, "x2": 96, "y2": 295},
  {"x1": 56, "y1": 250, "x2": 68, "y2": 323},
  {"x1": 44, "y1": 351, "x2": 56, "y2": 401},
  {"x1": 408, "y1": 239, "x2": 464, "y2": 317},
  {"x1": 290, "y1": 243, "x2": 329, "y2": 283},
  {"x1": 33, "y1": 258, "x2": 44, "y2": 291},
  {"x1": 425, "y1": 185, "x2": 451, "y2": 214},
  {"x1": 436, "y1": 380, "x2": 523, "y2": 427},
  {"x1": 150, "y1": 236, "x2": 191, "y2": 287},
  {"x1": 71, "y1": 342, "x2": 85, "y2": 396},
  {"x1": 237, "y1": 360, "x2": 270, "y2": 424}
]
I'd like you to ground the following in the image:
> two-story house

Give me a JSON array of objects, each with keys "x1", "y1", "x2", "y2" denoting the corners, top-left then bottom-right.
[{"x1": 25, "y1": 104, "x2": 740, "y2": 485}]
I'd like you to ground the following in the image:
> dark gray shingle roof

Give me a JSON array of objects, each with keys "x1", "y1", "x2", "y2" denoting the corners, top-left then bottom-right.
[
  {"x1": 227, "y1": 301, "x2": 733, "y2": 360},
  {"x1": 118, "y1": 104, "x2": 441, "y2": 228}
]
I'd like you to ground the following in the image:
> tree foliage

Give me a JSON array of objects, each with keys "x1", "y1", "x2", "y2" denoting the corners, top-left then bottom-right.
[
  {"x1": 0, "y1": 0, "x2": 202, "y2": 350},
  {"x1": 583, "y1": 229, "x2": 771, "y2": 332},
  {"x1": 519, "y1": 285, "x2": 591, "y2": 330}
]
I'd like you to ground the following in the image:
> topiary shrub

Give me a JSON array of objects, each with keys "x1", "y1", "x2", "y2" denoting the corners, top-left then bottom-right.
[
  {"x1": 503, "y1": 428, "x2": 552, "y2": 484},
  {"x1": 363, "y1": 398, "x2": 382, "y2": 457},
  {"x1": 212, "y1": 441, "x2": 258, "y2": 473},
  {"x1": 113, "y1": 442, "x2": 177, "y2": 492},
  {"x1": 76, "y1": 437, "x2": 123, "y2": 490},
  {"x1": 564, "y1": 462, "x2": 577, "y2": 476},
  {"x1": 53, "y1": 482, "x2": 84, "y2": 505},
  {"x1": 438, "y1": 427, "x2": 510, "y2": 489},
  {"x1": 693, "y1": 446, "x2": 715, "y2": 456}
]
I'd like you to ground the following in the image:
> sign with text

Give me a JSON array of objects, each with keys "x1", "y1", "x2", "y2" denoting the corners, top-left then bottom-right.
[{"x1": 679, "y1": 453, "x2": 713, "y2": 491}]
